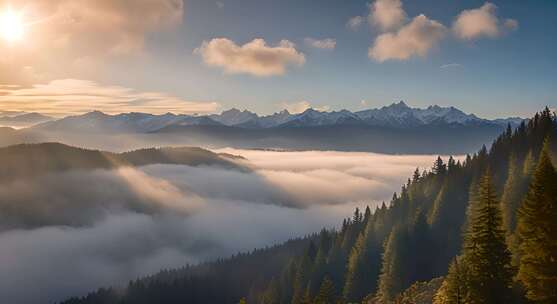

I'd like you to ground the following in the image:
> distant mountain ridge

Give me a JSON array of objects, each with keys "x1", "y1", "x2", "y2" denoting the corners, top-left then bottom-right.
[
  {"x1": 0, "y1": 112, "x2": 53, "y2": 128},
  {"x1": 0, "y1": 143, "x2": 247, "y2": 182},
  {"x1": 33, "y1": 101, "x2": 523, "y2": 133}
]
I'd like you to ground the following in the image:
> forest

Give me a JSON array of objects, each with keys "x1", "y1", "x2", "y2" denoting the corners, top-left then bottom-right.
[{"x1": 60, "y1": 108, "x2": 557, "y2": 304}]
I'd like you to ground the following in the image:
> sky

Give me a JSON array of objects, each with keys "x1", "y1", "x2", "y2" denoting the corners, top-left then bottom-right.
[{"x1": 0, "y1": 0, "x2": 555, "y2": 118}]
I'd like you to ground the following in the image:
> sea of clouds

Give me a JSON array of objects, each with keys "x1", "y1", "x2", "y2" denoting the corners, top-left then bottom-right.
[{"x1": 0, "y1": 149, "x2": 443, "y2": 303}]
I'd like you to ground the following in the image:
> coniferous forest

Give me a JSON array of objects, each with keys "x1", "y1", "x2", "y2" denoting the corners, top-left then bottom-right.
[{"x1": 60, "y1": 108, "x2": 557, "y2": 304}]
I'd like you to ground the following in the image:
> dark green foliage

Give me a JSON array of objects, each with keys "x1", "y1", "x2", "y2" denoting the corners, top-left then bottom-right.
[
  {"x1": 0, "y1": 143, "x2": 246, "y2": 182},
  {"x1": 461, "y1": 173, "x2": 513, "y2": 303},
  {"x1": 292, "y1": 242, "x2": 317, "y2": 304},
  {"x1": 314, "y1": 276, "x2": 337, "y2": 304},
  {"x1": 393, "y1": 277, "x2": 443, "y2": 304},
  {"x1": 516, "y1": 140, "x2": 557, "y2": 303},
  {"x1": 434, "y1": 258, "x2": 467, "y2": 304},
  {"x1": 376, "y1": 225, "x2": 409, "y2": 303},
  {"x1": 343, "y1": 215, "x2": 381, "y2": 302}
]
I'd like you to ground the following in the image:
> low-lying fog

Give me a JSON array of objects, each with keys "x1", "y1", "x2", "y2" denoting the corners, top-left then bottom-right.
[{"x1": 0, "y1": 149, "x2": 448, "y2": 303}]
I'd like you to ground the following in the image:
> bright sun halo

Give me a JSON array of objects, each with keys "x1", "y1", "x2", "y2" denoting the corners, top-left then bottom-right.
[{"x1": 0, "y1": 8, "x2": 24, "y2": 43}]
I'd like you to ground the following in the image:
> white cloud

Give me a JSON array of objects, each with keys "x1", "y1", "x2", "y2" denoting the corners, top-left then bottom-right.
[
  {"x1": 347, "y1": 16, "x2": 364, "y2": 30},
  {"x1": 369, "y1": 14, "x2": 447, "y2": 62},
  {"x1": 280, "y1": 100, "x2": 330, "y2": 114},
  {"x1": 0, "y1": 79, "x2": 219, "y2": 116},
  {"x1": 440, "y1": 63, "x2": 463, "y2": 69},
  {"x1": 369, "y1": 0, "x2": 407, "y2": 32},
  {"x1": 503, "y1": 18, "x2": 519, "y2": 31},
  {"x1": 453, "y1": 2, "x2": 518, "y2": 40},
  {"x1": 216, "y1": 1, "x2": 225, "y2": 9},
  {"x1": 196, "y1": 38, "x2": 306, "y2": 77},
  {"x1": 304, "y1": 38, "x2": 337, "y2": 50}
]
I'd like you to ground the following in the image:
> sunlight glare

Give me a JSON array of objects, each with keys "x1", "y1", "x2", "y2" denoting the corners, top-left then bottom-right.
[{"x1": 0, "y1": 8, "x2": 24, "y2": 43}]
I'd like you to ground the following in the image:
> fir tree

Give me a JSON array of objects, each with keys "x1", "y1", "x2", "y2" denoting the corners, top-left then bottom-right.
[
  {"x1": 501, "y1": 153, "x2": 523, "y2": 236},
  {"x1": 516, "y1": 140, "x2": 557, "y2": 303},
  {"x1": 343, "y1": 217, "x2": 380, "y2": 302},
  {"x1": 376, "y1": 226, "x2": 408, "y2": 303},
  {"x1": 292, "y1": 243, "x2": 317, "y2": 304},
  {"x1": 314, "y1": 276, "x2": 336, "y2": 304},
  {"x1": 461, "y1": 172, "x2": 513, "y2": 303},
  {"x1": 434, "y1": 258, "x2": 468, "y2": 304},
  {"x1": 433, "y1": 157, "x2": 447, "y2": 175}
]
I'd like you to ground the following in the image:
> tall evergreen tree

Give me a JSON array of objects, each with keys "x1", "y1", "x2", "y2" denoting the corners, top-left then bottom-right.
[
  {"x1": 516, "y1": 140, "x2": 557, "y2": 303},
  {"x1": 376, "y1": 226, "x2": 408, "y2": 303},
  {"x1": 343, "y1": 216, "x2": 380, "y2": 302},
  {"x1": 461, "y1": 172, "x2": 513, "y2": 303},
  {"x1": 433, "y1": 258, "x2": 468, "y2": 304},
  {"x1": 292, "y1": 243, "x2": 317, "y2": 304},
  {"x1": 314, "y1": 276, "x2": 336, "y2": 304}
]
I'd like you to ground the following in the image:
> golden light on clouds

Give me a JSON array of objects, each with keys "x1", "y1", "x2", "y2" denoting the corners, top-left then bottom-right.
[
  {"x1": 0, "y1": 79, "x2": 219, "y2": 116},
  {"x1": 0, "y1": 7, "x2": 24, "y2": 43}
]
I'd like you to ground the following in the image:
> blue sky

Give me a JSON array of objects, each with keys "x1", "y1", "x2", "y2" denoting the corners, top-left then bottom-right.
[{"x1": 0, "y1": 0, "x2": 555, "y2": 118}]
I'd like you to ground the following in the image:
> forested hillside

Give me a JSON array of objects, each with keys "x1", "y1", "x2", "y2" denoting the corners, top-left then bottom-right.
[
  {"x1": 59, "y1": 108, "x2": 557, "y2": 304},
  {"x1": 0, "y1": 143, "x2": 246, "y2": 182}
]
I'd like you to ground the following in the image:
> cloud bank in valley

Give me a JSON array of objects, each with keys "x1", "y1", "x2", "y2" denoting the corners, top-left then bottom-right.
[{"x1": 0, "y1": 150, "x2": 447, "y2": 303}]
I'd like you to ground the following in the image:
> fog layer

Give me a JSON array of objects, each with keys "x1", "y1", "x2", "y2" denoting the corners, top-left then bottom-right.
[{"x1": 0, "y1": 150, "x2": 443, "y2": 303}]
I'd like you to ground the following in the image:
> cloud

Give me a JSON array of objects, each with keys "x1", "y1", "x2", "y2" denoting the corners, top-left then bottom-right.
[
  {"x1": 0, "y1": 150, "x2": 448, "y2": 303},
  {"x1": 216, "y1": 2, "x2": 225, "y2": 9},
  {"x1": 15, "y1": 0, "x2": 183, "y2": 55},
  {"x1": 0, "y1": 79, "x2": 219, "y2": 116},
  {"x1": 369, "y1": 14, "x2": 447, "y2": 62},
  {"x1": 304, "y1": 38, "x2": 337, "y2": 50},
  {"x1": 368, "y1": 0, "x2": 407, "y2": 32},
  {"x1": 0, "y1": 167, "x2": 203, "y2": 230},
  {"x1": 280, "y1": 100, "x2": 330, "y2": 114},
  {"x1": 195, "y1": 38, "x2": 306, "y2": 77},
  {"x1": 503, "y1": 18, "x2": 519, "y2": 31},
  {"x1": 0, "y1": 0, "x2": 184, "y2": 85},
  {"x1": 440, "y1": 63, "x2": 463, "y2": 69},
  {"x1": 347, "y1": 16, "x2": 364, "y2": 30},
  {"x1": 453, "y1": 2, "x2": 518, "y2": 40}
]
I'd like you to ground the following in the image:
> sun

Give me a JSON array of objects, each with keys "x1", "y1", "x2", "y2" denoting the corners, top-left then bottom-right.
[{"x1": 0, "y1": 8, "x2": 25, "y2": 43}]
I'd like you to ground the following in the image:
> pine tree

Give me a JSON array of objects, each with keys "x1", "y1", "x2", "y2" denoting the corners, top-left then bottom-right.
[
  {"x1": 376, "y1": 226, "x2": 408, "y2": 303},
  {"x1": 262, "y1": 277, "x2": 281, "y2": 304},
  {"x1": 461, "y1": 172, "x2": 513, "y2": 303},
  {"x1": 343, "y1": 216, "x2": 380, "y2": 302},
  {"x1": 433, "y1": 157, "x2": 447, "y2": 175},
  {"x1": 314, "y1": 276, "x2": 336, "y2": 304},
  {"x1": 501, "y1": 153, "x2": 521, "y2": 234},
  {"x1": 292, "y1": 243, "x2": 317, "y2": 304},
  {"x1": 516, "y1": 140, "x2": 557, "y2": 303},
  {"x1": 433, "y1": 257, "x2": 468, "y2": 304}
]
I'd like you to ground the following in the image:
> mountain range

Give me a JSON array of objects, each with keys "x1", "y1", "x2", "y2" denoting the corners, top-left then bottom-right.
[
  {"x1": 34, "y1": 101, "x2": 522, "y2": 133},
  {"x1": 0, "y1": 112, "x2": 53, "y2": 128},
  {"x1": 0, "y1": 102, "x2": 525, "y2": 154}
]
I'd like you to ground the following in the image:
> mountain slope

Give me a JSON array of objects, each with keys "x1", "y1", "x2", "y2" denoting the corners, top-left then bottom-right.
[
  {"x1": 0, "y1": 112, "x2": 53, "y2": 128},
  {"x1": 0, "y1": 143, "x2": 246, "y2": 182}
]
